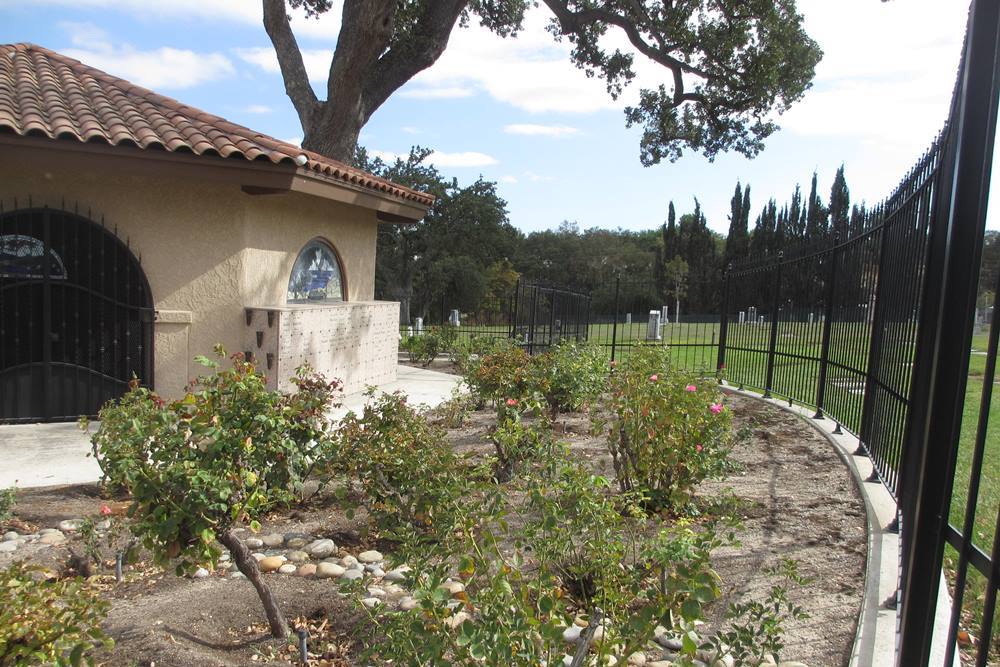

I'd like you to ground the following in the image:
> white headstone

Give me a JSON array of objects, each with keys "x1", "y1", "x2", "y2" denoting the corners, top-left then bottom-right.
[
  {"x1": 415, "y1": 317, "x2": 424, "y2": 334},
  {"x1": 449, "y1": 309, "x2": 460, "y2": 327},
  {"x1": 647, "y1": 310, "x2": 662, "y2": 340},
  {"x1": 626, "y1": 313, "x2": 632, "y2": 325},
  {"x1": 738, "y1": 311, "x2": 745, "y2": 325}
]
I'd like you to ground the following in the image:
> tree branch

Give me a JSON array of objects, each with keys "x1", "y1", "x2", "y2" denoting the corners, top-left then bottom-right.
[
  {"x1": 541, "y1": 0, "x2": 713, "y2": 81},
  {"x1": 262, "y1": 0, "x2": 320, "y2": 127},
  {"x1": 362, "y1": 0, "x2": 468, "y2": 119}
]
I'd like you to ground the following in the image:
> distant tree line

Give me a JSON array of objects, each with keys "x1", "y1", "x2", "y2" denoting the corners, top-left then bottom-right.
[{"x1": 367, "y1": 148, "x2": 998, "y2": 322}]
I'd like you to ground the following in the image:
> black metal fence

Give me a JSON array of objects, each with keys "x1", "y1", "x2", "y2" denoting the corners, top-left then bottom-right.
[
  {"x1": 509, "y1": 281, "x2": 590, "y2": 354},
  {"x1": 717, "y1": 3, "x2": 1000, "y2": 663}
]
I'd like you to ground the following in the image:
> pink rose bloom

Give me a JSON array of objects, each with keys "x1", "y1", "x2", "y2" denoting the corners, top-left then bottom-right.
[
  {"x1": 100, "y1": 504, "x2": 112, "y2": 516},
  {"x1": 685, "y1": 384, "x2": 697, "y2": 392},
  {"x1": 696, "y1": 444, "x2": 703, "y2": 453},
  {"x1": 649, "y1": 374, "x2": 658, "y2": 382},
  {"x1": 505, "y1": 398, "x2": 518, "y2": 407},
  {"x1": 710, "y1": 403, "x2": 723, "y2": 414}
]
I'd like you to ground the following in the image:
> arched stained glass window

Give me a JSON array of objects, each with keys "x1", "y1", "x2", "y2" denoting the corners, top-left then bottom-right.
[{"x1": 287, "y1": 239, "x2": 345, "y2": 303}]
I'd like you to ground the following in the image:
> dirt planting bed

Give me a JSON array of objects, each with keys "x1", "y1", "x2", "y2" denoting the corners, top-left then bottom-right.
[{"x1": 1, "y1": 393, "x2": 865, "y2": 666}]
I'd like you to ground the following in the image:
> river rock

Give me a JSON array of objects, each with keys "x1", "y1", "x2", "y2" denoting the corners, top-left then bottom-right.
[
  {"x1": 562, "y1": 625, "x2": 582, "y2": 643},
  {"x1": 384, "y1": 566, "x2": 410, "y2": 582},
  {"x1": 262, "y1": 533, "x2": 284, "y2": 548},
  {"x1": 39, "y1": 531, "x2": 66, "y2": 545},
  {"x1": 259, "y1": 556, "x2": 284, "y2": 573},
  {"x1": 245, "y1": 537, "x2": 264, "y2": 549},
  {"x1": 444, "y1": 611, "x2": 470, "y2": 629},
  {"x1": 362, "y1": 597, "x2": 381, "y2": 609},
  {"x1": 358, "y1": 550, "x2": 383, "y2": 564},
  {"x1": 297, "y1": 563, "x2": 317, "y2": 577},
  {"x1": 316, "y1": 562, "x2": 345, "y2": 579},
  {"x1": 442, "y1": 580, "x2": 465, "y2": 597},
  {"x1": 229, "y1": 571, "x2": 246, "y2": 579},
  {"x1": 305, "y1": 538, "x2": 336, "y2": 557},
  {"x1": 287, "y1": 550, "x2": 309, "y2": 563},
  {"x1": 278, "y1": 564, "x2": 297, "y2": 574},
  {"x1": 627, "y1": 653, "x2": 646, "y2": 666},
  {"x1": 3, "y1": 531, "x2": 19, "y2": 541},
  {"x1": 341, "y1": 568, "x2": 364, "y2": 582},
  {"x1": 398, "y1": 595, "x2": 418, "y2": 611},
  {"x1": 0, "y1": 542, "x2": 16, "y2": 552},
  {"x1": 342, "y1": 555, "x2": 360, "y2": 567},
  {"x1": 58, "y1": 519, "x2": 84, "y2": 532},
  {"x1": 366, "y1": 586, "x2": 387, "y2": 599},
  {"x1": 192, "y1": 567, "x2": 210, "y2": 578}
]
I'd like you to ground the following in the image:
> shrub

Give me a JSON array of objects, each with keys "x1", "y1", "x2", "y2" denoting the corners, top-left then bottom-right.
[
  {"x1": 532, "y1": 340, "x2": 608, "y2": 419},
  {"x1": 603, "y1": 345, "x2": 733, "y2": 512},
  {"x1": 489, "y1": 398, "x2": 552, "y2": 480},
  {"x1": 401, "y1": 325, "x2": 459, "y2": 366},
  {"x1": 337, "y1": 391, "x2": 469, "y2": 547},
  {"x1": 88, "y1": 348, "x2": 341, "y2": 638},
  {"x1": 463, "y1": 341, "x2": 535, "y2": 407},
  {"x1": 0, "y1": 562, "x2": 113, "y2": 666},
  {"x1": 362, "y1": 460, "x2": 731, "y2": 666},
  {"x1": 0, "y1": 485, "x2": 15, "y2": 525}
]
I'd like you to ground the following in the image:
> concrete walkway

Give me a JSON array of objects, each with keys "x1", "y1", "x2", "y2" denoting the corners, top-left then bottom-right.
[{"x1": 0, "y1": 365, "x2": 463, "y2": 489}]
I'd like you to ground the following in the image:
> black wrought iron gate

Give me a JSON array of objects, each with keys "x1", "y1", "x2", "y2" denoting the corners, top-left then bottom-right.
[{"x1": 0, "y1": 206, "x2": 153, "y2": 422}]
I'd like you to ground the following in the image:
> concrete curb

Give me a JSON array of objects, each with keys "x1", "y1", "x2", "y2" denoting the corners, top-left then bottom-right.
[
  {"x1": 719, "y1": 384, "x2": 897, "y2": 667},
  {"x1": 720, "y1": 384, "x2": 960, "y2": 667}
]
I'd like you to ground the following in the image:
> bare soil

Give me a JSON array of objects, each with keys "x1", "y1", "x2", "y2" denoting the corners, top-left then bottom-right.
[{"x1": 3, "y1": 392, "x2": 865, "y2": 667}]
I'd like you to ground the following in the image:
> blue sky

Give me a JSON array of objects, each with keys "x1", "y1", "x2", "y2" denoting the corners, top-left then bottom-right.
[{"x1": 3, "y1": 0, "x2": 995, "y2": 235}]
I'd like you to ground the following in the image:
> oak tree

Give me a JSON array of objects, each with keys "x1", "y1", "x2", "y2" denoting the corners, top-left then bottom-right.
[{"x1": 263, "y1": 0, "x2": 822, "y2": 164}]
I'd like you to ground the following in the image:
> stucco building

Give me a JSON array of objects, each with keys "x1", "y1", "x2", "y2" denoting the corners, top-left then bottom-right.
[{"x1": 0, "y1": 43, "x2": 431, "y2": 422}]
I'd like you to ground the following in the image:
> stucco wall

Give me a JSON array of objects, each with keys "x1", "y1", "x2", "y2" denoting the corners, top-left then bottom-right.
[{"x1": 1, "y1": 157, "x2": 392, "y2": 400}]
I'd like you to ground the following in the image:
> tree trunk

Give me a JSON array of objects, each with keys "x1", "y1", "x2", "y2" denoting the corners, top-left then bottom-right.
[
  {"x1": 219, "y1": 529, "x2": 288, "y2": 639},
  {"x1": 301, "y1": 101, "x2": 365, "y2": 163}
]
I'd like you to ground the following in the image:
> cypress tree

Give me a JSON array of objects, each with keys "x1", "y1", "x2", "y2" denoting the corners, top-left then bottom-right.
[
  {"x1": 805, "y1": 171, "x2": 828, "y2": 242},
  {"x1": 725, "y1": 182, "x2": 751, "y2": 266},
  {"x1": 829, "y1": 165, "x2": 851, "y2": 239}
]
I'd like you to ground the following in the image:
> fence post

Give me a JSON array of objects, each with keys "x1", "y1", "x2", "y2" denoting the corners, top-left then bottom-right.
[
  {"x1": 858, "y1": 215, "x2": 890, "y2": 462},
  {"x1": 898, "y1": 1, "x2": 1000, "y2": 663},
  {"x1": 527, "y1": 284, "x2": 539, "y2": 355},
  {"x1": 610, "y1": 275, "x2": 621, "y2": 362},
  {"x1": 509, "y1": 279, "x2": 520, "y2": 340},
  {"x1": 814, "y1": 233, "x2": 840, "y2": 419},
  {"x1": 763, "y1": 252, "x2": 783, "y2": 398},
  {"x1": 716, "y1": 264, "x2": 731, "y2": 379}
]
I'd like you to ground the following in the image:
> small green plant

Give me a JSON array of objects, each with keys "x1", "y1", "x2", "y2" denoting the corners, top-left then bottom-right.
[
  {"x1": 0, "y1": 562, "x2": 113, "y2": 666},
  {"x1": 489, "y1": 399, "x2": 552, "y2": 480},
  {"x1": 463, "y1": 341, "x2": 535, "y2": 408},
  {"x1": 402, "y1": 325, "x2": 459, "y2": 366},
  {"x1": 602, "y1": 344, "x2": 733, "y2": 512},
  {"x1": 0, "y1": 485, "x2": 15, "y2": 525},
  {"x1": 531, "y1": 340, "x2": 608, "y2": 420},
  {"x1": 706, "y1": 558, "x2": 811, "y2": 666},
  {"x1": 431, "y1": 387, "x2": 476, "y2": 429},
  {"x1": 89, "y1": 347, "x2": 341, "y2": 638},
  {"x1": 337, "y1": 390, "x2": 470, "y2": 547}
]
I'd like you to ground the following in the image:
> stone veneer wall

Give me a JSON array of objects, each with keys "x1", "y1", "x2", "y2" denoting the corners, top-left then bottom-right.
[{"x1": 245, "y1": 302, "x2": 399, "y2": 395}]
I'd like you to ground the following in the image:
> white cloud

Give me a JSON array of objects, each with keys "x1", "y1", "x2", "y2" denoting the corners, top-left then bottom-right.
[
  {"x1": 429, "y1": 151, "x2": 498, "y2": 168},
  {"x1": 401, "y1": 126, "x2": 419, "y2": 134},
  {"x1": 235, "y1": 47, "x2": 332, "y2": 84},
  {"x1": 59, "y1": 21, "x2": 234, "y2": 89},
  {"x1": 399, "y1": 86, "x2": 475, "y2": 100},
  {"x1": 500, "y1": 175, "x2": 518, "y2": 184},
  {"x1": 504, "y1": 123, "x2": 580, "y2": 138},
  {"x1": 524, "y1": 171, "x2": 555, "y2": 183},
  {"x1": 369, "y1": 149, "x2": 399, "y2": 163},
  {"x1": 245, "y1": 104, "x2": 273, "y2": 114}
]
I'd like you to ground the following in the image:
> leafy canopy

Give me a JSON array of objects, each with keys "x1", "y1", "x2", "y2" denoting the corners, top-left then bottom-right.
[{"x1": 271, "y1": 0, "x2": 821, "y2": 164}]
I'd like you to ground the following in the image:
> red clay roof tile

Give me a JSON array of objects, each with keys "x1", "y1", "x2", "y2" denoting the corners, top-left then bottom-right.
[{"x1": 0, "y1": 43, "x2": 433, "y2": 208}]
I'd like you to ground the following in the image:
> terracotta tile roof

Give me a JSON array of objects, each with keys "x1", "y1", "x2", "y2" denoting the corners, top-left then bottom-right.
[{"x1": 0, "y1": 43, "x2": 434, "y2": 208}]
